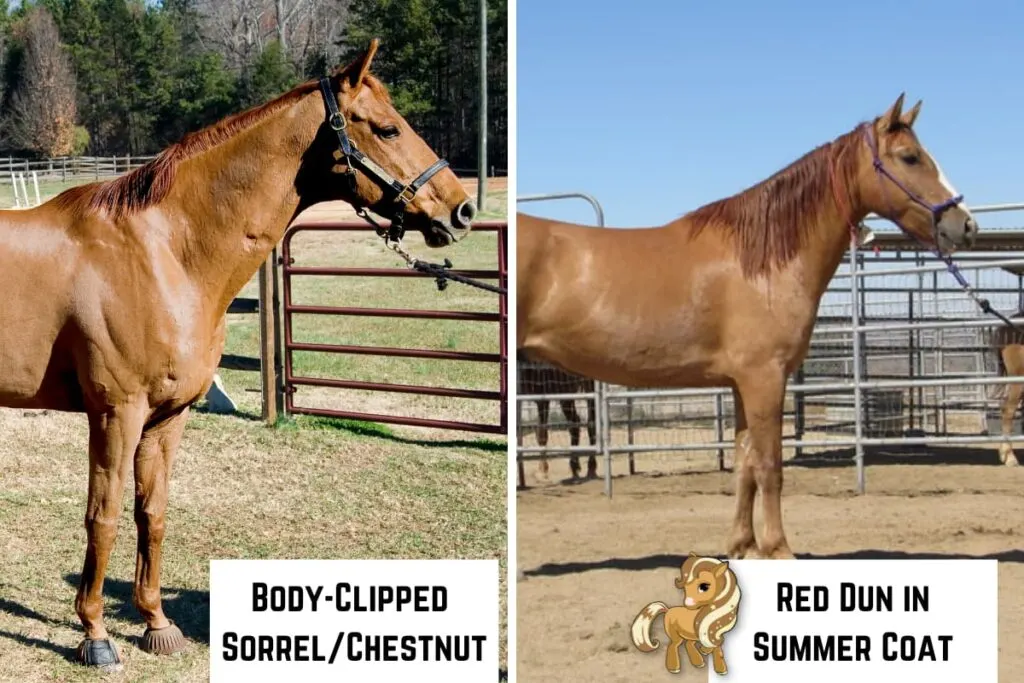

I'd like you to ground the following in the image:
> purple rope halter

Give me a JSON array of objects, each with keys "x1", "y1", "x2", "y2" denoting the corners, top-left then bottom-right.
[{"x1": 860, "y1": 124, "x2": 1015, "y2": 328}]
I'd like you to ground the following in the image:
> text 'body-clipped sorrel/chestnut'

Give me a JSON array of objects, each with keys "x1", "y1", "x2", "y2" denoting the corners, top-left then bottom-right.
[
  {"x1": 0, "y1": 39, "x2": 475, "y2": 671},
  {"x1": 517, "y1": 95, "x2": 977, "y2": 560}
]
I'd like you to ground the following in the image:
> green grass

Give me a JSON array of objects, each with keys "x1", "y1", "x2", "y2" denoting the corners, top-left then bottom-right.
[
  {"x1": 0, "y1": 177, "x2": 96, "y2": 207},
  {"x1": 0, "y1": 405, "x2": 507, "y2": 681}
]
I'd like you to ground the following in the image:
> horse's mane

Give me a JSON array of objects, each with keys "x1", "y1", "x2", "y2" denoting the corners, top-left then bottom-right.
[
  {"x1": 52, "y1": 73, "x2": 392, "y2": 220},
  {"x1": 683, "y1": 124, "x2": 867, "y2": 278}
]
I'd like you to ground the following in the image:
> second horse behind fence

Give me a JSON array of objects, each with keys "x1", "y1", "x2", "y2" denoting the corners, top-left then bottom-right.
[{"x1": 518, "y1": 353, "x2": 598, "y2": 479}]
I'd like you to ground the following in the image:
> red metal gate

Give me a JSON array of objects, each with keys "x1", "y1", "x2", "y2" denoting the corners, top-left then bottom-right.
[{"x1": 280, "y1": 220, "x2": 507, "y2": 434}]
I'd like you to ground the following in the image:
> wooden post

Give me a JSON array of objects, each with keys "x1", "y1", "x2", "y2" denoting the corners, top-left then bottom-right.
[
  {"x1": 271, "y1": 245, "x2": 285, "y2": 419},
  {"x1": 258, "y1": 254, "x2": 278, "y2": 425}
]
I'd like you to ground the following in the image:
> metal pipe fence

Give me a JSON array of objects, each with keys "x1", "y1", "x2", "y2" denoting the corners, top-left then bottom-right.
[
  {"x1": 515, "y1": 200, "x2": 1024, "y2": 497},
  {"x1": 282, "y1": 220, "x2": 507, "y2": 434}
]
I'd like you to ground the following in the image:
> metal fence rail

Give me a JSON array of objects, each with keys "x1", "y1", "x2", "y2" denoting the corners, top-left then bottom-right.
[
  {"x1": 515, "y1": 199, "x2": 1024, "y2": 497},
  {"x1": 282, "y1": 220, "x2": 507, "y2": 434}
]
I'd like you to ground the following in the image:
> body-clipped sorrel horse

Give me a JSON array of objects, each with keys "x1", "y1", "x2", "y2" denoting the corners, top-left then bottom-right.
[
  {"x1": 0, "y1": 40, "x2": 475, "y2": 670},
  {"x1": 518, "y1": 95, "x2": 977, "y2": 559}
]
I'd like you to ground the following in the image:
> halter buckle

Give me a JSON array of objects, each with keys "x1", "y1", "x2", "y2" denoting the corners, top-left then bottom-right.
[
  {"x1": 396, "y1": 184, "x2": 417, "y2": 206},
  {"x1": 329, "y1": 112, "x2": 347, "y2": 132}
]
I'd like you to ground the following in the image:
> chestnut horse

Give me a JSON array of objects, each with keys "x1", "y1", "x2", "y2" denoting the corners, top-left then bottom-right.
[
  {"x1": 517, "y1": 351, "x2": 597, "y2": 479},
  {"x1": 0, "y1": 40, "x2": 475, "y2": 670},
  {"x1": 989, "y1": 315, "x2": 1024, "y2": 466},
  {"x1": 518, "y1": 94, "x2": 977, "y2": 559}
]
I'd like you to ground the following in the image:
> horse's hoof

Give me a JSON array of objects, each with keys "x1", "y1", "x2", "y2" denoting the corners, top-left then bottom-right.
[
  {"x1": 139, "y1": 622, "x2": 188, "y2": 655},
  {"x1": 726, "y1": 539, "x2": 758, "y2": 559},
  {"x1": 762, "y1": 547, "x2": 796, "y2": 560},
  {"x1": 76, "y1": 638, "x2": 123, "y2": 672}
]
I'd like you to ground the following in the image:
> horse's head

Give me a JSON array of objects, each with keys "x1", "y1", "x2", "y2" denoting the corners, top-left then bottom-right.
[
  {"x1": 856, "y1": 93, "x2": 977, "y2": 254},
  {"x1": 305, "y1": 39, "x2": 476, "y2": 247},
  {"x1": 675, "y1": 553, "x2": 731, "y2": 609}
]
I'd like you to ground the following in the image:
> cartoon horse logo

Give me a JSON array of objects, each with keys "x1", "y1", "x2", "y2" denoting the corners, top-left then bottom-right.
[{"x1": 630, "y1": 553, "x2": 742, "y2": 675}]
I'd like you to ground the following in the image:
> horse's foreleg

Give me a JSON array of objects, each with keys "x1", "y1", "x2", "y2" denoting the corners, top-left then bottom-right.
[
  {"x1": 536, "y1": 400, "x2": 550, "y2": 477},
  {"x1": 727, "y1": 387, "x2": 757, "y2": 559},
  {"x1": 1000, "y1": 382, "x2": 1022, "y2": 466},
  {"x1": 561, "y1": 399, "x2": 583, "y2": 478},
  {"x1": 711, "y1": 645, "x2": 728, "y2": 674},
  {"x1": 586, "y1": 394, "x2": 598, "y2": 477},
  {"x1": 75, "y1": 402, "x2": 148, "y2": 670},
  {"x1": 684, "y1": 639, "x2": 705, "y2": 668},
  {"x1": 133, "y1": 406, "x2": 191, "y2": 655},
  {"x1": 738, "y1": 370, "x2": 793, "y2": 559}
]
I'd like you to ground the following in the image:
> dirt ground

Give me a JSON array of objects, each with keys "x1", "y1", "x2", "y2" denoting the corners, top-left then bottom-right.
[{"x1": 516, "y1": 448, "x2": 1024, "y2": 682}]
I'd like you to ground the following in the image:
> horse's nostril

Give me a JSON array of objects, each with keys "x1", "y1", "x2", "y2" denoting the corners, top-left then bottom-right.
[{"x1": 455, "y1": 200, "x2": 477, "y2": 227}]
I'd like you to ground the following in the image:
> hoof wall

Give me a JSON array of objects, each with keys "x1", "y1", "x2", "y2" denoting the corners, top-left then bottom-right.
[
  {"x1": 139, "y1": 622, "x2": 188, "y2": 655},
  {"x1": 76, "y1": 638, "x2": 122, "y2": 672}
]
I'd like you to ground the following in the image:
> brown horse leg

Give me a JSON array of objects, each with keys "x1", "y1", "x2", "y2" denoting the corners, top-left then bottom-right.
[
  {"x1": 711, "y1": 645, "x2": 728, "y2": 674},
  {"x1": 727, "y1": 388, "x2": 757, "y2": 559},
  {"x1": 741, "y1": 372, "x2": 794, "y2": 559},
  {"x1": 562, "y1": 399, "x2": 583, "y2": 478},
  {"x1": 586, "y1": 395, "x2": 598, "y2": 477},
  {"x1": 536, "y1": 399, "x2": 550, "y2": 477},
  {"x1": 665, "y1": 634, "x2": 685, "y2": 673},
  {"x1": 133, "y1": 406, "x2": 191, "y2": 655},
  {"x1": 1000, "y1": 382, "x2": 1022, "y2": 466},
  {"x1": 75, "y1": 403, "x2": 148, "y2": 670},
  {"x1": 685, "y1": 640, "x2": 705, "y2": 668}
]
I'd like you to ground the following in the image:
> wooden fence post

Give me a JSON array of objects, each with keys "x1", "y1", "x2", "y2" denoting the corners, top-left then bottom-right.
[
  {"x1": 258, "y1": 254, "x2": 278, "y2": 425},
  {"x1": 271, "y1": 245, "x2": 285, "y2": 419}
]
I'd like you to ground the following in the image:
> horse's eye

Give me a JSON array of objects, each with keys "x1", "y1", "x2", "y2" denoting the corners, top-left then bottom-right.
[
  {"x1": 380, "y1": 126, "x2": 400, "y2": 140},
  {"x1": 900, "y1": 152, "x2": 920, "y2": 165},
  {"x1": 699, "y1": 582, "x2": 710, "y2": 592}
]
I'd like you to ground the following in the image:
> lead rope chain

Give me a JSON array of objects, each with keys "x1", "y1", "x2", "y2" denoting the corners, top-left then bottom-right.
[{"x1": 355, "y1": 207, "x2": 507, "y2": 295}]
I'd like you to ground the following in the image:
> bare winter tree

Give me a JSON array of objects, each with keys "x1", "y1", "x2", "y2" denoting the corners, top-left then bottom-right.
[
  {"x1": 195, "y1": 0, "x2": 349, "y2": 71},
  {"x1": 4, "y1": 8, "x2": 77, "y2": 156}
]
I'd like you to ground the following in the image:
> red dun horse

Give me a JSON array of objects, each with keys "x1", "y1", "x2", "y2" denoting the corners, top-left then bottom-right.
[
  {"x1": 518, "y1": 94, "x2": 977, "y2": 559},
  {"x1": 0, "y1": 40, "x2": 474, "y2": 670}
]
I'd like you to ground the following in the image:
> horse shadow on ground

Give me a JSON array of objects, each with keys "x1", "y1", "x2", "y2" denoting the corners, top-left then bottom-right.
[
  {"x1": 0, "y1": 576, "x2": 210, "y2": 662},
  {"x1": 193, "y1": 403, "x2": 263, "y2": 422},
  {"x1": 786, "y1": 442, "x2": 1007, "y2": 469},
  {"x1": 520, "y1": 549, "x2": 1024, "y2": 580}
]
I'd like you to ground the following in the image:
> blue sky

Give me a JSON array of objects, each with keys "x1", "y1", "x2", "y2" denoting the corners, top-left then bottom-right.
[{"x1": 517, "y1": 0, "x2": 1024, "y2": 233}]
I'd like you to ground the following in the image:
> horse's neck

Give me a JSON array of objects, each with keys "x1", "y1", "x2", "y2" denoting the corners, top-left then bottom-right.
[
  {"x1": 797, "y1": 168, "x2": 871, "y2": 302},
  {"x1": 168, "y1": 96, "x2": 321, "y2": 314}
]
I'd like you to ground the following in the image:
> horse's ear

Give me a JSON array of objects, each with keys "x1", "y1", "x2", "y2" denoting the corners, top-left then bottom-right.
[
  {"x1": 880, "y1": 92, "x2": 906, "y2": 131},
  {"x1": 341, "y1": 38, "x2": 380, "y2": 92},
  {"x1": 900, "y1": 99, "x2": 923, "y2": 128},
  {"x1": 714, "y1": 561, "x2": 729, "y2": 577}
]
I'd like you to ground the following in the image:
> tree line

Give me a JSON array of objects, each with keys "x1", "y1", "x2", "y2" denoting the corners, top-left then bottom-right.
[{"x1": 0, "y1": 0, "x2": 506, "y2": 174}]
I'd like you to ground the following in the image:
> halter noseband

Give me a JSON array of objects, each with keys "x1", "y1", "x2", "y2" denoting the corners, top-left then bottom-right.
[
  {"x1": 318, "y1": 77, "x2": 450, "y2": 243},
  {"x1": 861, "y1": 122, "x2": 964, "y2": 241}
]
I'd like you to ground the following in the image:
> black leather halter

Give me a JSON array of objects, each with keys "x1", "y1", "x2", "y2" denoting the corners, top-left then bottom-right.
[{"x1": 318, "y1": 77, "x2": 449, "y2": 242}]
